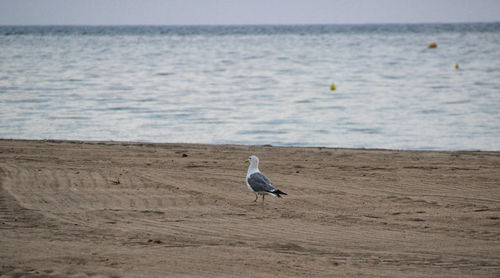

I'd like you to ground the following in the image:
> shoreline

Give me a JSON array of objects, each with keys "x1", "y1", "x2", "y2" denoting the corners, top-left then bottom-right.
[
  {"x1": 0, "y1": 138, "x2": 495, "y2": 153},
  {"x1": 1, "y1": 139, "x2": 499, "y2": 277}
]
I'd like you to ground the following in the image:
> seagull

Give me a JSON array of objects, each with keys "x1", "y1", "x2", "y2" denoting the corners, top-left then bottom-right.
[{"x1": 245, "y1": 155, "x2": 287, "y2": 204}]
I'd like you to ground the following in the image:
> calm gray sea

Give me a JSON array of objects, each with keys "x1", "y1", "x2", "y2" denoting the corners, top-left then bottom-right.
[{"x1": 1, "y1": 24, "x2": 499, "y2": 150}]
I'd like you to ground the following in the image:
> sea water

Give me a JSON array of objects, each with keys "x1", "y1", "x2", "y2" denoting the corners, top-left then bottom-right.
[{"x1": 1, "y1": 24, "x2": 499, "y2": 150}]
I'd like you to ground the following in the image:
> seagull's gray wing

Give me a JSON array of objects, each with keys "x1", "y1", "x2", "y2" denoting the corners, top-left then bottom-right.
[{"x1": 247, "y1": 172, "x2": 276, "y2": 193}]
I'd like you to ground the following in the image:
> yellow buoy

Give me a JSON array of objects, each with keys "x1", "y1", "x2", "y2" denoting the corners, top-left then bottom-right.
[
  {"x1": 455, "y1": 63, "x2": 460, "y2": 69},
  {"x1": 330, "y1": 83, "x2": 336, "y2": 91},
  {"x1": 428, "y1": 42, "x2": 437, "y2": 49}
]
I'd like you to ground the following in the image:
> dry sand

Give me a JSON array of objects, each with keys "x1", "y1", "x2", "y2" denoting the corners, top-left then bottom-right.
[{"x1": 0, "y1": 139, "x2": 499, "y2": 277}]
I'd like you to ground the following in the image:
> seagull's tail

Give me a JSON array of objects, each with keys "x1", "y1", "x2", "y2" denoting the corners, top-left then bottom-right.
[{"x1": 272, "y1": 189, "x2": 287, "y2": 197}]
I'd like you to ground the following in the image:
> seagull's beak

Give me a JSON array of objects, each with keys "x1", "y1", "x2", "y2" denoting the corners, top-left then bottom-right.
[{"x1": 245, "y1": 159, "x2": 249, "y2": 163}]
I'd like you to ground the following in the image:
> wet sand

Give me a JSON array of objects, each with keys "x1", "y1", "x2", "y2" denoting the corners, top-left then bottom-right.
[{"x1": 0, "y1": 139, "x2": 499, "y2": 277}]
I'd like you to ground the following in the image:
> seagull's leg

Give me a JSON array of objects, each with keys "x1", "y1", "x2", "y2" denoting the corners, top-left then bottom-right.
[
  {"x1": 262, "y1": 194, "x2": 265, "y2": 205},
  {"x1": 254, "y1": 194, "x2": 258, "y2": 202}
]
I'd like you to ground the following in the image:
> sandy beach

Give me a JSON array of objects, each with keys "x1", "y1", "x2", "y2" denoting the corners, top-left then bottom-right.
[{"x1": 0, "y1": 139, "x2": 499, "y2": 277}]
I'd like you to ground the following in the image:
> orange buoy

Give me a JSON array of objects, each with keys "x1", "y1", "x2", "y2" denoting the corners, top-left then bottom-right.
[{"x1": 428, "y1": 42, "x2": 437, "y2": 49}]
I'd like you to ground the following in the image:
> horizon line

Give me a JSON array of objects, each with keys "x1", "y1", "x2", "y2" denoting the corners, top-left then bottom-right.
[{"x1": 1, "y1": 21, "x2": 499, "y2": 27}]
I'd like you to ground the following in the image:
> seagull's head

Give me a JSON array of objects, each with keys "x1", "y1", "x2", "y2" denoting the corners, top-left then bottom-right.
[{"x1": 245, "y1": 155, "x2": 259, "y2": 168}]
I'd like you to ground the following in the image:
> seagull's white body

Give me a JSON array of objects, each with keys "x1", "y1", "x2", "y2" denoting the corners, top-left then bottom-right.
[{"x1": 246, "y1": 157, "x2": 260, "y2": 194}]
